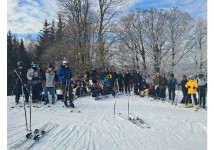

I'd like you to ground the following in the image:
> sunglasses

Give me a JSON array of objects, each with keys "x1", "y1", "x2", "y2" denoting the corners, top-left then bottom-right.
[{"x1": 32, "y1": 64, "x2": 37, "y2": 66}]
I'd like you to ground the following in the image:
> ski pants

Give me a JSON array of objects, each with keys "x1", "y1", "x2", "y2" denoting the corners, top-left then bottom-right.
[
  {"x1": 134, "y1": 83, "x2": 139, "y2": 94},
  {"x1": 198, "y1": 88, "x2": 206, "y2": 107},
  {"x1": 62, "y1": 83, "x2": 73, "y2": 104},
  {"x1": 154, "y1": 86, "x2": 160, "y2": 98},
  {"x1": 44, "y1": 87, "x2": 55, "y2": 98},
  {"x1": 160, "y1": 88, "x2": 166, "y2": 99},
  {"x1": 181, "y1": 89, "x2": 188, "y2": 104},
  {"x1": 187, "y1": 94, "x2": 198, "y2": 105},
  {"x1": 15, "y1": 84, "x2": 29, "y2": 101},
  {"x1": 32, "y1": 84, "x2": 41, "y2": 100},
  {"x1": 140, "y1": 89, "x2": 149, "y2": 96},
  {"x1": 168, "y1": 88, "x2": 176, "y2": 101},
  {"x1": 124, "y1": 83, "x2": 130, "y2": 94},
  {"x1": 118, "y1": 82, "x2": 123, "y2": 93}
]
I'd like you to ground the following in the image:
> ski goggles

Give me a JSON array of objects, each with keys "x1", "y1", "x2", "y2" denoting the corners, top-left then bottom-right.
[{"x1": 32, "y1": 64, "x2": 37, "y2": 66}]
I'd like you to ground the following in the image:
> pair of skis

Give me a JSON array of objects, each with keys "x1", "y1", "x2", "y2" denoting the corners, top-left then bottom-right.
[{"x1": 9, "y1": 122, "x2": 57, "y2": 150}]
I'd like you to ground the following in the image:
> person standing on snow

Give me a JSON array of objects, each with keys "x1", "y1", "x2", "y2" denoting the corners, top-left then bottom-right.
[
  {"x1": 180, "y1": 75, "x2": 188, "y2": 104},
  {"x1": 91, "y1": 68, "x2": 99, "y2": 85},
  {"x1": 44, "y1": 65, "x2": 58, "y2": 105},
  {"x1": 123, "y1": 70, "x2": 131, "y2": 95},
  {"x1": 185, "y1": 76, "x2": 199, "y2": 109},
  {"x1": 134, "y1": 70, "x2": 141, "y2": 95},
  {"x1": 118, "y1": 71, "x2": 124, "y2": 93},
  {"x1": 111, "y1": 68, "x2": 118, "y2": 90},
  {"x1": 168, "y1": 73, "x2": 178, "y2": 104},
  {"x1": 197, "y1": 74, "x2": 206, "y2": 108},
  {"x1": 153, "y1": 73, "x2": 161, "y2": 99},
  {"x1": 58, "y1": 60, "x2": 74, "y2": 108},
  {"x1": 14, "y1": 61, "x2": 29, "y2": 104},
  {"x1": 27, "y1": 62, "x2": 42, "y2": 103},
  {"x1": 159, "y1": 74, "x2": 168, "y2": 100}
]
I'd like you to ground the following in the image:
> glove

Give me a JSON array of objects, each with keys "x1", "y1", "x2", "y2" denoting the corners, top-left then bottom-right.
[
  {"x1": 193, "y1": 87, "x2": 196, "y2": 89},
  {"x1": 188, "y1": 86, "x2": 190, "y2": 88}
]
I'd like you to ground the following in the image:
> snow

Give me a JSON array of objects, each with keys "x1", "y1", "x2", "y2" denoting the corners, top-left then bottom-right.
[{"x1": 7, "y1": 91, "x2": 207, "y2": 150}]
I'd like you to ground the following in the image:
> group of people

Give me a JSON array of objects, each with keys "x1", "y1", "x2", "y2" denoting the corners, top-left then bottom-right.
[{"x1": 13, "y1": 60, "x2": 207, "y2": 109}]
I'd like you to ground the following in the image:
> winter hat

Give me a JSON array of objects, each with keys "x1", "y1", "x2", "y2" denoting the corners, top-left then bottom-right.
[
  {"x1": 31, "y1": 62, "x2": 37, "y2": 67},
  {"x1": 170, "y1": 73, "x2": 174, "y2": 77},
  {"x1": 137, "y1": 70, "x2": 140, "y2": 73},
  {"x1": 48, "y1": 64, "x2": 54, "y2": 69},
  {"x1": 189, "y1": 75, "x2": 193, "y2": 79},
  {"x1": 93, "y1": 68, "x2": 96, "y2": 71},
  {"x1": 63, "y1": 60, "x2": 69, "y2": 65},
  {"x1": 17, "y1": 61, "x2": 24, "y2": 66}
]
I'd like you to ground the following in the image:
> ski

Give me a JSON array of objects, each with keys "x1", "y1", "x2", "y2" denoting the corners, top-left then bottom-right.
[
  {"x1": 22, "y1": 123, "x2": 57, "y2": 150},
  {"x1": 9, "y1": 122, "x2": 52, "y2": 150},
  {"x1": 129, "y1": 113, "x2": 150, "y2": 128},
  {"x1": 118, "y1": 113, "x2": 146, "y2": 129},
  {"x1": 70, "y1": 108, "x2": 81, "y2": 113}
]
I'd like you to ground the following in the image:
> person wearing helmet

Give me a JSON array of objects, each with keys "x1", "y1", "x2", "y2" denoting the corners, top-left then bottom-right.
[
  {"x1": 180, "y1": 75, "x2": 188, "y2": 104},
  {"x1": 167, "y1": 73, "x2": 178, "y2": 104},
  {"x1": 58, "y1": 60, "x2": 74, "y2": 108},
  {"x1": 27, "y1": 62, "x2": 42, "y2": 103},
  {"x1": 43, "y1": 65, "x2": 58, "y2": 105},
  {"x1": 123, "y1": 70, "x2": 131, "y2": 94},
  {"x1": 134, "y1": 70, "x2": 141, "y2": 95},
  {"x1": 197, "y1": 74, "x2": 206, "y2": 108},
  {"x1": 153, "y1": 72, "x2": 161, "y2": 99},
  {"x1": 185, "y1": 76, "x2": 199, "y2": 109},
  {"x1": 159, "y1": 73, "x2": 168, "y2": 101},
  {"x1": 14, "y1": 61, "x2": 29, "y2": 104}
]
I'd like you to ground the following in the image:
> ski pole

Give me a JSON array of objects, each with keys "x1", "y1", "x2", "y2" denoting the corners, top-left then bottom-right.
[
  {"x1": 175, "y1": 89, "x2": 179, "y2": 105},
  {"x1": 128, "y1": 93, "x2": 130, "y2": 119},
  {"x1": 64, "y1": 79, "x2": 68, "y2": 103},
  {"x1": 22, "y1": 85, "x2": 28, "y2": 131},
  {"x1": 113, "y1": 96, "x2": 116, "y2": 118}
]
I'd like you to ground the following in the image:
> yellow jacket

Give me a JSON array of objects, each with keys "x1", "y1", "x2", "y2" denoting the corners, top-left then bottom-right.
[{"x1": 185, "y1": 80, "x2": 198, "y2": 94}]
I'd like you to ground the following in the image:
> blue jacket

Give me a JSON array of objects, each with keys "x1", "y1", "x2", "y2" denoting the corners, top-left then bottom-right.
[{"x1": 58, "y1": 65, "x2": 73, "y2": 83}]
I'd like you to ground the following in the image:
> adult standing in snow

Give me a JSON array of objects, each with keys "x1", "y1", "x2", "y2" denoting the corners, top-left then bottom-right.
[
  {"x1": 180, "y1": 75, "x2": 188, "y2": 104},
  {"x1": 37, "y1": 64, "x2": 45, "y2": 101},
  {"x1": 14, "y1": 61, "x2": 29, "y2": 104},
  {"x1": 197, "y1": 74, "x2": 206, "y2": 108},
  {"x1": 44, "y1": 65, "x2": 58, "y2": 105},
  {"x1": 185, "y1": 76, "x2": 199, "y2": 109},
  {"x1": 146, "y1": 75, "x2": 154, "y2": 97},
  {"x1": 111, "y1": 68, "x2": 118, "y2": 90},
  {"x1": 134, "y1": 70, "x2": 141, "y2": 95},
  {"x1": 27, "y1": 62, "x2": 42, "y2": 103},
  {"x1": 123, "y1": 70, "x2": 131, "y2": 94},
  {"x1": 159, "y1": 74, "x2": 168, "y2": 100},
  {"x1": 168, "y1": 73, "x2": 178, "y2": 104},
  {"x1": 91, "y1": 68, "x2": 99, "y2": 85},
  {"x1": 58, "y1": 60, "x2": 74, "y2": 108},
  {"x1": 84, "y1": 68, "x2": 90, "y2": 82},
  {"x1": 118, "y1": 71, "x2": 124, "y2": 93},
  {"x1": 153, "y1": 73, "x2": 161, "y2": 99}
]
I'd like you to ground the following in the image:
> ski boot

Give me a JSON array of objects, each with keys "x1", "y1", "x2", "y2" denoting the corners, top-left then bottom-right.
[
  {"x1": 195, "y1": 105, "x2": 199, "y2": 109},
  {"x1": 44, "y1": 98, "x2": 49, "y2": 105},
  {"x1": 52, "y1": 97, "x2": 55, "y2": 104},
  {"x1": 70, "y1": 100, "x2": 75, "y2": 108},
  {"x1": 25, "y1": 99, "x2": 29, "y2": 103},
  {"x1": 64, "y1": 101, "x2": 69, "y2": 108},
  {"x1": 35, "y1": 99, "x2": 39, "y2": 103},
  {"x1": 187, "y1": 103, "x2": 192, "y2": 108},
  {"x1": 15, "y1": 99, "x2": 19, "y2": 105}
]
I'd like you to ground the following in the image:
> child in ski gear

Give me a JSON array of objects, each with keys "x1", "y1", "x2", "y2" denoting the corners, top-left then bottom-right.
[
  {"x1": 153, "y1": 73, "x2": 161, "y2": 99},
  {"x1": 159, "y1": 74, "x2": 168, "y2": 100},
  {"x1": 14, "y1": 61, "x2": 29, "y2": 104},
  {"x1": 123, "y1": 70, "x2": 131, "y2": 94},
  {"x1": 167, "y1": 73, "x2": 178, "y2": 103},
  {"x1": 185, "y1": 76, "x2": 199, "y2": 108},
  {"x1": 197, "y1": 74, "x2": 206, "y2": 108},
  {"x1": 58, "y1": 60, "x2": 74, "y2": 108},
  {"x1": 27, "y1": 62, "x2": 42, "y2": 103},
  {"x1": 180, "y1": 75, "x2": 188, "y2": 104},
  {"x1": 134, "y1": 70, "x2": 141, "y2": 95},
  {"x1": 140, "y1": 79, "x2": 149, "y2": 97},
  {"x1": 146, "y1": 75, "x2": 154, "y2": 97},
  {"x1": 44, "y1": 65, "x2": 58, "y2": 104},
  {"x1": 118, "y1": 71, "x2": 124, "y2": 93}
]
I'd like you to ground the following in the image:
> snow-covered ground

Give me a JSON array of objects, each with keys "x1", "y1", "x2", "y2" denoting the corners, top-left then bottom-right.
[{"x1": 7, "y1": 90, "x2": 207, "y2": 150}]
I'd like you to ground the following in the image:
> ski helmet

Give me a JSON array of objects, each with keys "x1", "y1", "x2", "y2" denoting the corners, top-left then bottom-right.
[
  {"x1": 31, "y1": 62, "x2": 37, "y2": 67},
  {"x1": 17, "y1": 61, "x2": 24, "y2": 66},
  {"x1": 198, "y1": 74, "x2": 204, "y2": 78},
  {"x1": 63, "y1": 60, "x2": 69, "y2": 65},
  {"x1": 189, "y1": 75, "x2": 193, "y2": 79},
  {"x1": 137, "y1": 70, "x2": 140, "y2": 73}
]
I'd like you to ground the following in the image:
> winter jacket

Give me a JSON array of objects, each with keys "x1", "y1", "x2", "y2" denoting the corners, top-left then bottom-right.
[
  {"x1": 123, "y1": 73, "x2": 131, "y2": 84},
  {"x1": 58, "y1": 65, "x2": 73, "y2": 84},
  {"x1": 27, "y1": 67, "x2": 42, "y2": 85},
  {"x1": 185, "y1": 79, "x2": 198, "y2": 94},
  {"x1": 45, "y1": 70, "x2": 57, "y2": 87},
  {"x1": 134, "y1": 73, "x2": 141, "y2": 84},
  {"x1": 111, "y1": 72, "x2": 118, "y2": 81},
  {"x1": 91, "y1": 70, "x2": 99, "y2": 81},
  {"x1": 153, "y1": 77, "x2": 161, "y2": 85},
  {"x1": 118, "y1": 74, "x2": 123, "y2": 84},
  {"x1": 168, "y1": 77, "x2": 178, "y2": 90},
  {"x1": 85, "y1": 71, "x2": 90, "y2": 78},
  {"x1": 197, "y1": 78, "x2": 206, "y2": 86},
  {"x1": 140, "y1": 82, "x2": 149, "y2": 91},
  {"x1": 14, "y1": 68, "x2": 28, "y2": 85},
  {"x1": 159, "y1": 77, "x2": 168, "y2": 89},
  {"x1": 181, "y1": 79, "x2": 188, "y2": 91}
]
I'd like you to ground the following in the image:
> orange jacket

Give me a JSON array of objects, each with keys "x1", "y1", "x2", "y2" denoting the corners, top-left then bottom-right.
[{"x1": 185, "y1": 79, "x2": 198, "y2": 94}]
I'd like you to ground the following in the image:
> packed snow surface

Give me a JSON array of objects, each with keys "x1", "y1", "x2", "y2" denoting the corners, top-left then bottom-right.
[{"x1": 7, "y1": 91, "x2": 207, "y2": 150}]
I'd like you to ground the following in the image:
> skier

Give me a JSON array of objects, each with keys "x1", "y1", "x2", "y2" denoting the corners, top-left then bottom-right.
[
  {"x1": 84, "y1": 68, "x2": 90, "y2": 82},
  {"x1": 146, "y1": 75, "x2": 154, "y2": 97},
  {"x1": 153, "y1": 73, "x2": 161, "y2": 99},
  {"x1": 111, "y1": 68, "x2": 118, "y2": 90},
  {"x1": 58, "y1": 60, "x2": 74, "y2": 108},
  {"x1": 118, "y1": 71, "x2": 124, "y2": 93},
  {"x1": 14, "y1": 61, "x2": 29, "y2": 104},
  {"x1": 168, "y1": 73, "x2": 178, "y2": 104},
  {"x1": 185, "y1": 76, "x2": 199, "y2": 109},
  {"x1": 197, "y1": 74, "x2": 206, "y2": 108},
  {"x1": 180, "y1": 75, "x2": 188, "y2": 104},
  {"x1": 159, "y1": 74, "x2": 168, "y2": 100},
  {"x1": 27, "y1": 62, "x2": 42, "y2": 103},
  {"x1": 140, "y1": 79, "x2": 149, "y2": 97},
  {"x1": 123, "y1": 70, "x2": 131, "y2": 95},
  {"x1": 134, "y1": 70, "x2": 141, "y2": 95},
  {"x1": 91, "y1": 68, "x2": 99, "y2": 85},
  {"x1": 44, "y1": 65, "x2": 58, "y2": 105},
  {"x1": 37, "y1": 64, "x2": 45, "y2": 100}
]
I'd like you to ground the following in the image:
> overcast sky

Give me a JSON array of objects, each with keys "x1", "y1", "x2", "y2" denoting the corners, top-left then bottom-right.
[{"x1": 7, "y1": 0, "x2": 207, "y2": 36}]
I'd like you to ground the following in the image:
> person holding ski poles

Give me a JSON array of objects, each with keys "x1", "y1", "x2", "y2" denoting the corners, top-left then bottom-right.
[
  {"x1": 185, "y1": 76, "x2": 199, "y2": 109},
  {"x1": 167, "y1": 73, "x2": 178, "y2": 104},
  {"x1": 180, "y1": 75, "x2": 188, "y2": 104},
  {"x1": 44, "y1": 65, "x2": 58, "y2": 105},
  {"x1": 14, "y1": 61, "x2": 29, "y2": 104},
  {"x1": 58, "y1": 60, "x2": 74, "y2": 108},
  {"x1": 27, "y1": 62, "x2": 42, "y2": 103},
  {"x1": 153, "y1": 73, "x2": 161, "y2": 99},
  {"x1": 118, "y1": 71, "x2": 124, "y2": 93},
  {"x1": 123, "y1": 70, "x2": 131, "y2": 95},
  {"x1": 159, "y1": 74, "x2": 168, "y2": 101},
  {"x1": 197, "y1": 74, "x2": 206, "y2": 108}
]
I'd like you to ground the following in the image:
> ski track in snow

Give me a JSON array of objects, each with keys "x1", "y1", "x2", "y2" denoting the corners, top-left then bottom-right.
[{"x1": 7, "y1": 91, "x2": 207, "y2": 150}]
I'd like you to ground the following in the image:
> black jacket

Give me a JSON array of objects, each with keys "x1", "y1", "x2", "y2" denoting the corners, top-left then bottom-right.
[
  {"x1": 123, "y1": 73, "x2": 131, "y2": 84},
  {"x1": 118, "y1": 74, "x2": 123, "y2": 84},
  {"x1": 140, "y1": 82, "x2": 149, "y2": 91},
  {"x1": 111, "y1": 72, "x2": 118, "y2": 81},
  {"x1": 181, "y1": 79, "x2": 188, "y2": 91},
  {"x1": 134, "y1": 73, "x2": 141, "y2": 84},
  {"x1": 14, "y1": 68, "x2": 28, "y2": 85}
]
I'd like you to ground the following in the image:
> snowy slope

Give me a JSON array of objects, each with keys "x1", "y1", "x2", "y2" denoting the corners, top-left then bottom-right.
[{"x1": 7, "y1": 91, "x2": 207, "y2": 150}]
